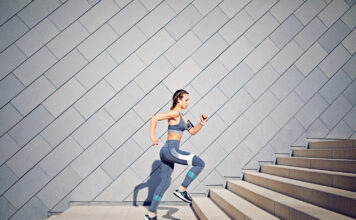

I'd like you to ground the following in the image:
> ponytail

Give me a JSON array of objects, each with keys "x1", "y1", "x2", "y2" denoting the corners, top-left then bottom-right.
[{"x1": 170, "y1": 89, "x2": 189, "y2": 110}]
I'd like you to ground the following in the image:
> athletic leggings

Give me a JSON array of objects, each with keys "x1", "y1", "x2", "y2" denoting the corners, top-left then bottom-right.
[{"x1": 149, "y1": 139, "x2": 205, "y2": 213}]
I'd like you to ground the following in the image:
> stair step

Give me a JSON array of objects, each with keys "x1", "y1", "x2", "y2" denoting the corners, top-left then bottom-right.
[
  {"x1": 192, "y1": 197, "x2": 231, "y2": 220},
  {"x1": 308, "y1": 140, "x2": 356, "y2": 149},
  {"x1": 276, "y1": 156, "x2": 356, "y2": 173},
  {"x1": 210, "y1": 188, "x2": 279, "y2": 220},
  {"x1": 261, "y1": 164, "x2": 356, "y2": 192},
  {"x1": 293, "y1": 148, "x2": 356, "y2": 159},
  {"x1": 243, "y1": 171, "x2": 356, "y2": 218},
  {"x1": 227, "y1": 180, "x2": 354, "y2": 220},
  {"x1": 290, "y1": 146, "x2": 306, "y2": 150}
]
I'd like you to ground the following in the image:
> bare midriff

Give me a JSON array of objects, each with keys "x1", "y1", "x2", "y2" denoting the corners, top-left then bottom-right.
[{"x1": 167, "y1": 132, "x2": 182, "y2": 141}]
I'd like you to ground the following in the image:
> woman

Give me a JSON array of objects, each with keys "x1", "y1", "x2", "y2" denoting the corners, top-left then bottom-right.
[{"x1": 144, "y1": 89, "x2": 208, "y2": 220}]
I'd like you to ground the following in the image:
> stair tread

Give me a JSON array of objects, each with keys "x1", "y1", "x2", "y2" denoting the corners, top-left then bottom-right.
[
  {"x1": 293, "y1": 148, "x2": 356, "y2": 159},
  {"x1": 228, "y1": 180, "x2": 354, "y2": 220},
  {"x1": 308, "y1": 140, "x2": 356, "y2": 149},
  {"x1": 277, "y1": 156, "x2": 356, "y2": 174},
  {"x1": 278, "y1": 156, "x2": 356, "y2": 162},
  {"x1": 244, "y1": 171, "x2": 356, "y2": 199},
  {"x1": 295, "y1": 149, "x2": 356, "y2": 152},
  {"x1": 210, "y1": 188, "x2": 279, "y2": 220},
  {"x1": 262, "y1": 164, "x2": 356, "y2": 177},
  {"x1": 192, "y1": 197, "x2": 230, "y2": 219}
]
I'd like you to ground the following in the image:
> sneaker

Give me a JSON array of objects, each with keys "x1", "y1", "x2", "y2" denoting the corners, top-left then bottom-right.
[
  {"x1": 144, "y1": 214, "x2": 157, "y2": 220},
  {"x1": 173, "y1": 189, "x2": 192, "y2": 203}
]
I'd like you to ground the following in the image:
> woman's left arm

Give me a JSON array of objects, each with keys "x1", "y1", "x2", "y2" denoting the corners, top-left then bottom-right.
[{"x1": 188, "y1": 114, "x2": 208, "y2": 135}]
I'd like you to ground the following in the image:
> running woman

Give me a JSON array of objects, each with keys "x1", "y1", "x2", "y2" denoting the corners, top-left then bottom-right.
[{"x1": 144, "y1": 89, "x2": 207, "y2": 220}]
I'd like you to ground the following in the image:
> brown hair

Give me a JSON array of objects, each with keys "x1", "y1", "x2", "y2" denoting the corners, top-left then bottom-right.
[{"x1": 170, "y1": 89, "x2": 189, "y2": 110}]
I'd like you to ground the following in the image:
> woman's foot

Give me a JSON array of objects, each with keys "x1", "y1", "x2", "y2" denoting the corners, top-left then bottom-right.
[
  {"x1": 144, "y1": 213, "x2": 157, "y2": 220},
  {"x1": 173, "y1": 188, "x2": 192, "y2": 203}
]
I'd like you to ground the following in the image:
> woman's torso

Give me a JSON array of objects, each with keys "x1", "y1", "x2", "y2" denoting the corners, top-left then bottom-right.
[{"x1": 167, "y1": 112, "x2": 187, "y2": 141}]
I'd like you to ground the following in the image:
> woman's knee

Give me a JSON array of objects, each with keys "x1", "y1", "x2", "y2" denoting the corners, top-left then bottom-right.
[{"x1": 193, "y1": 156, "x2": 205, "y2": 168}]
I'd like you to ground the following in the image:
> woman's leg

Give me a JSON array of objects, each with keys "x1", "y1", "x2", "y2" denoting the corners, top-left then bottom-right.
[
  {"x1": 167, "y1": 146, "x2": 205, "y2": 189},
  {"x1": 163, "y1": 140, "x2": 205, "y2": 203},
  {"x1": 148, "y1": 160, "x2": 174, "y2": 214},
  {"x1": 181, "y1": 155, "x2": 205, "y2": 188}
]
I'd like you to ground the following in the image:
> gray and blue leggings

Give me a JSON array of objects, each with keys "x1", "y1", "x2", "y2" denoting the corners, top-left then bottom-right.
[{"x1": 149, "y1": 139, "x2": 205, "y2": 213}]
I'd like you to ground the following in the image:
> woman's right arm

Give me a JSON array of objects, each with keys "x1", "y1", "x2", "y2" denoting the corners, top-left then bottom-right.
[{"x1": 150, "y1": 110, "x2": 179, "y2": 145}]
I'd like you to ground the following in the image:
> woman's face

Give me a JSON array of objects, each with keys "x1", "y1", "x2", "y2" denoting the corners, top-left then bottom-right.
[{"x1": 179, "y1": 94, "x2": 189, "y2": 109}]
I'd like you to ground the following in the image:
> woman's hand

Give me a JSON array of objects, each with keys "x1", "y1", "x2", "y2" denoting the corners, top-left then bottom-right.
[
  {"x1": 200, "y1": 114, "x2": 208, "y2": 123},
  {"x1": 151, "y1": 137, "x2": 159, "y2": 146}
]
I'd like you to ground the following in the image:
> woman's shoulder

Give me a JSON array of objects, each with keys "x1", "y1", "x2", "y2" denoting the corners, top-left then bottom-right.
[
  {"x1": 160, "y1": 110, "x2": 180, "y2": 118},
  {"x1": 153, "y1": 110, "x2": 179, "y2": 121}
]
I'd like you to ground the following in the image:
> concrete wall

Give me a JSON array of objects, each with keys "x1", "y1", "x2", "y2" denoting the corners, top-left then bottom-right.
[{"x1": 0, "y1": 0, "x2": 355, "y2": 219}]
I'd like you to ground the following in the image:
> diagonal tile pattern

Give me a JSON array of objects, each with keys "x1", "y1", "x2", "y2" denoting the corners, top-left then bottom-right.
[{"x1": 0, "y1": 0, "x2": 355, "y2": 219}]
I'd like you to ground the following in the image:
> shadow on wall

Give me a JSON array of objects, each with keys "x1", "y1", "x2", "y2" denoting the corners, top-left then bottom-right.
[
  {"x1": 133, "y1": 160, "x2": 162, "y2": 206},
  {"x1": 133, "y1": 160, "x2": 180, "y2": 219}
]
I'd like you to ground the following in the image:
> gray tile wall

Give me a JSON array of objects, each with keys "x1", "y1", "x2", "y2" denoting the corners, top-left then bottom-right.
[{"x1": 0, "y1": 0, "x2": 355, "y2": 219}]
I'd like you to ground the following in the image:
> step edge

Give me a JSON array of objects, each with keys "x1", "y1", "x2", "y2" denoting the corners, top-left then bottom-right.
[
  {"x1": 192, "y1": 197, "x2": 231, "y2": 219},
  {"x1": 210, "y1": 188, "x2": 279, "y2": 220},
  {"x1": 227, "y1": 180, "x2": 354, "y2": 220},
  {"x1": 261, "y1": 164, "x2": 356, "y2": 177},
  {"x1": 244, "y1": 172, "x2": 356, "y2": 199},
  {"x1": 277, "y1": 156, "x2": 356, "y2": 162},
  {"x1": 294, "y1": 149, "x2": 356, "y2": 152}
]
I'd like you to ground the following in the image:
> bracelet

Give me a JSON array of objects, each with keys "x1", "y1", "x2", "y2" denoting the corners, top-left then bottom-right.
[{"x1": 199, "y1": 121, "x2": 205, "y2": 126}]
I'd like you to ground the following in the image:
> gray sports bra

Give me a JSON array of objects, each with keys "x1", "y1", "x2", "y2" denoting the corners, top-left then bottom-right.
[{"x1": 167, "y1": 112, "x2": 194, "y2": 134}]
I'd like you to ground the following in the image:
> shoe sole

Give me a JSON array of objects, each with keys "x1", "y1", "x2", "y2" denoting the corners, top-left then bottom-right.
[{"x1": 173, "y1": 191, "x2": 192, "y2": 203}]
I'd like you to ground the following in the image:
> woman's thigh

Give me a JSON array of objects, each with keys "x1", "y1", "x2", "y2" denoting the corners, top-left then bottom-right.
[{"x1": 163, "y1": 146, "x2": 195, "y2": 166}]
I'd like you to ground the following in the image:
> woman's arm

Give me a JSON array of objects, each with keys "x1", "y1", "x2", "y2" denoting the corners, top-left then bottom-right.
[
  {"x1": 188, "y1": 114, "x2": 208, "y2": 135},
  {"x1": 150, "y1": 110, "x2": 179, "y2": 145},
  {"x1": 187, "y1": 123, "x2": 203, "y2": 135}
]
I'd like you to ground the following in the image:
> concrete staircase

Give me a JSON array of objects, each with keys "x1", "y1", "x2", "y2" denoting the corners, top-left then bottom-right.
[{"x1": 192, "y1": 139, "x2": 356, "y2": 220}]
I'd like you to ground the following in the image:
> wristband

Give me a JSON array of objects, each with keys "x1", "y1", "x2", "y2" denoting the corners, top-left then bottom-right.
[{"x1": 200, "y1": 121, "x2": 205, "y2": 126}]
